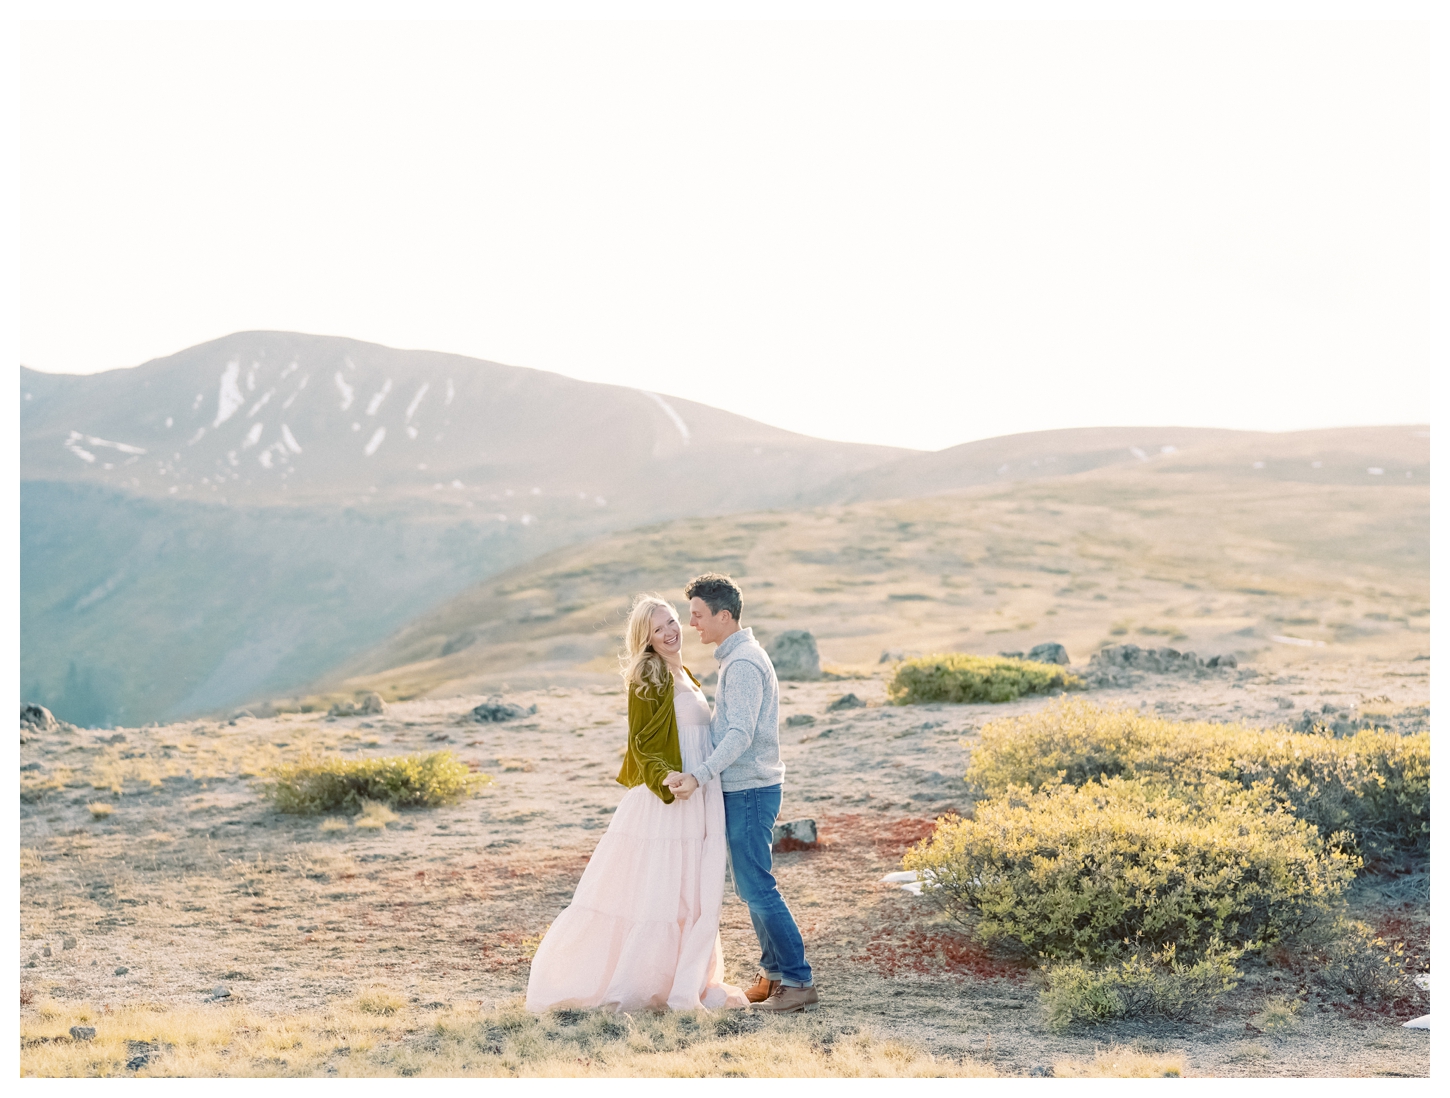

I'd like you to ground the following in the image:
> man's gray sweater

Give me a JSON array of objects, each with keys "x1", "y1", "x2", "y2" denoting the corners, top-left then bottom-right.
[{"x1": 688, "y1": 627, "x2": 784, "y2": 793}]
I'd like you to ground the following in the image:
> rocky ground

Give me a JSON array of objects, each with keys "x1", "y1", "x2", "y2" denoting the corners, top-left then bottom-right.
[{"x1": 19, "y1": 652, "x2": 1430, "y2": 1077}]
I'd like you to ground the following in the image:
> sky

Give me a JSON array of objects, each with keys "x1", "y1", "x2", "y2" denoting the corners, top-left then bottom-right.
[{"x1": 13, "y1": 17, "x2": 1435, "y2": 452}]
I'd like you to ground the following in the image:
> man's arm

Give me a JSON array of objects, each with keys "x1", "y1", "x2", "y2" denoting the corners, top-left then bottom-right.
[{"x1": 688, "y1": 660, "x2": 764, "y2": 787}]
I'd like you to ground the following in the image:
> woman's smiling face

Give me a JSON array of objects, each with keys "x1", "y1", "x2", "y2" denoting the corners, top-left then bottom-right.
[{"x1": 650, "y1": 605, "x2": 682, "y2": 657}]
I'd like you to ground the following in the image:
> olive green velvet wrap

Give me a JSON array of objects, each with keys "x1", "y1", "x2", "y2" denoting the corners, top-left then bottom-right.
[{"x1": 615, "y1": 668, "x2": 698, "y2": 804}]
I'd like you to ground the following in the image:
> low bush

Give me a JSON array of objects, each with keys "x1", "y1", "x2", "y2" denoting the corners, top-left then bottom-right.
[
  {"x1": 902, "y1": 777, "x2": 1357, "y2": 964},
  {"x1": 964, "y1": 699, "x2": 1429, "y2": 853},
  {"x1": 261, "y1": 751, "x2": 489, "y2": 814},
  {"x1": 1315, "y1": 919, "x2": 1418, "y2": 1005},
  {"x1": 887, "y1": 654, "x2": 1083, "y2": 705},
  {"x1": 1041, "y1": 946, "x2": 1242, "y2": 1030}
]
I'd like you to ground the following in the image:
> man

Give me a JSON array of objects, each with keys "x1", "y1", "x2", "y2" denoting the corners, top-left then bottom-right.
[{"x1": 665, "y1": 572, "x2": 818, "y2": 1013}]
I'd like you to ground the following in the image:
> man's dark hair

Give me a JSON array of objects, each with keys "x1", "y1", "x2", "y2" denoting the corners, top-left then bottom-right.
[{"x1": 685, "y1": 572, "x2": 743, "y2": 622}]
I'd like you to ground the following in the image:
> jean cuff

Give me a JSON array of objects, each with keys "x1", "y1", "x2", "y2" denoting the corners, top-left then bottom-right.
[
  {"x1": 779, "y1": 979, "x2": 811, "y2": 989},
  {"x1": 762, "y1": 971, "x2": 783, "y2": 981}
]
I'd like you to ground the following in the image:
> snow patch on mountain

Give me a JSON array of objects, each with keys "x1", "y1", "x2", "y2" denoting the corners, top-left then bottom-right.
[{"x1": 214, "y1": 360, "x2": 244, "y2": 427}]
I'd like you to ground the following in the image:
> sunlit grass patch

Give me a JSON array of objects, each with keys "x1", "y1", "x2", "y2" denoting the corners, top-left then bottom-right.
[
  {"x1": 1053, "y1": 1045, "x2": 1185, "y2": 1078},
  {"x1": 21, "y1": 998, "x2": 995, "y2": 1078},
  {"x1": 319, "y1": 817, "x2": 350, "y2": 833},
  {"x1": 353, "y1": 801, "x2": 399, "y2": 830},
  {"x1": 260, "y1": 751, "x2": 491, "y2": 814},
  {"x1": 353, "y1": 986, "x2": 406, "y2": 1015},
  {"x1": 87, "y1": 802, "x2": 115, "y2": 819}
]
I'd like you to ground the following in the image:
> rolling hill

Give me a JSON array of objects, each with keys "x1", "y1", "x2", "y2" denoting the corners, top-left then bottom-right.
[{"x1": 304, "y1": 425, "x2": 1428, "y2": 705}]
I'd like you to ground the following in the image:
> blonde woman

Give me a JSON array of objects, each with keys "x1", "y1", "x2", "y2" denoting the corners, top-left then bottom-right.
[{"x1": 525, "y1": 595, "x2": 747, "y2": 1012}]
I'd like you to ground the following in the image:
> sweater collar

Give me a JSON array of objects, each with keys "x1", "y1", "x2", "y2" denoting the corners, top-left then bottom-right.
[{"x1": 714, "y1": 627, "x2": 754, "y2": 663}]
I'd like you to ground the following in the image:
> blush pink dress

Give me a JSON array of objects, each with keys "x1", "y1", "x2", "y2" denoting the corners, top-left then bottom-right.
[{"x1": 525, "y1": 674, "x2": 747, "y2": 1012}]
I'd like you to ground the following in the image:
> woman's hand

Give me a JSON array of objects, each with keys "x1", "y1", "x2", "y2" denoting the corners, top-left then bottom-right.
[{"x1": 665, "y1": 772, "x2": 699, "y2": 801}]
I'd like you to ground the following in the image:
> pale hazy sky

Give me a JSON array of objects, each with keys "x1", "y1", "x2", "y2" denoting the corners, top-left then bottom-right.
[{"x1": 14, "y1": 15, "x2": 1434, "y2": 451}]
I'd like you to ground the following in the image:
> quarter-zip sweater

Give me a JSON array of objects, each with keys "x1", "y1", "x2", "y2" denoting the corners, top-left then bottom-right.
[{"x1": 689, "y1": 627, "x2": 784, "y2": 792}]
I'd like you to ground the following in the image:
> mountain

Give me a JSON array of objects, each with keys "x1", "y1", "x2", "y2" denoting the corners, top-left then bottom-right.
[
  {"x1": 306, "y1": 425, "x2": 1428, "y2": 705},
  {"x1": 20, "y1": 332, "x2": 909, "y2": 726},
  {"x1": 799, "y1": 424, "x2": 1432, "y2": 504}
]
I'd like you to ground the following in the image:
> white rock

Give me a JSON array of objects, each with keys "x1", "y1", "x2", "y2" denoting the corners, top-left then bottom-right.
[{"x1": 1401, "y1": 1015, "x2": 1429, "y2": 1029}]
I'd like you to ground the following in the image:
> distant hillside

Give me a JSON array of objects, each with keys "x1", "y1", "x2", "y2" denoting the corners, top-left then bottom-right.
[
  {"x1": 20, "y1": 332, "x2": 910, "y2": 726},
  {"x1": 801, "y1": 424, "x2": 1432, "y2": 504},
  {"x1": 307, "y1": 425, "x2": 1428, "y2": 704},
  {"x1": 21, "y1": 331, "x2": 908, "y2": 518}
]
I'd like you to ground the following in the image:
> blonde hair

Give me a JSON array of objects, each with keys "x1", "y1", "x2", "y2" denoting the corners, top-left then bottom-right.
[{"x1": 620, "y1": 594, "x2": 677, "y2": 697}]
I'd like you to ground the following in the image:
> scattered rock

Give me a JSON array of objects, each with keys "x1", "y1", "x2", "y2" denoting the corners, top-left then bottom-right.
[
  {"x1": 879, "y1": 650, "x2": 905, "y2": 664},
  {"x1": 1206, "y1": 653, "x2": 1237, "y2": 669},
  {"x1": 114, "y1": 966, "x2": 129, "y2": 976},
  {"x1": 126, "y1": 1039, "x2": 167, "y2": 1071},
  {"x1": 1029, "y1": 1065, "x2": 1054, "y2": 1077},
  {"x1": 1027, "y1": 642, "x2": 1070, "y2": 666},
  {"x1": 766, "y1": 630, "x2": 823, "y2": 681},
  {"x1": 785, "y1": 713, "x2": 816, "y2": 727},
  {"x1": 42, "y1": 945, "x2": 51, "y2": 957},
  {"x1": 773, "y1": 818, "x2": 817, "y2": 846},
  {"x1": 826, "y1": 693, "x2": 865, "y2": 711},
  {"x1": 62, "y1": 936, "x2": 76, "y2": 950},
  {"x1": 1086, "y1": 643, "x2": 1236, "y2": 686},
  {"x1": 471, "y1": 697, "x2": 538, "y2": 723},
  {"x1": 210, "y1": 984, "x2": 231, "y2": 1000},
  {"x1": 1290, "y1": 703, "x2": 1395, "y2": 738},
  {"x1": 69, "y1": 1026, "x2": 95, "y2": 1041},
  {"x1": 21, "y1": 704, "x2": 64, "y2": 742},
  {"x1": 358, "y1": 692, "x2": 387, "y2": 715}
]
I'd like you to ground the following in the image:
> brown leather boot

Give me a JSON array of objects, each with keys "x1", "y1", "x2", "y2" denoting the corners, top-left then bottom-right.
[
  {"x1": 745, "y1": 976, "x2": 780, "y2": 1003},
  {"x1": 751, "y1": 983, "x2": 820, "y2": 1013}
]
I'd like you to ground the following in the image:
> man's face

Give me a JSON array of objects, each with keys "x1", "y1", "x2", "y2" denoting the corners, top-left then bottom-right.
[{"x1": 689, "y1": 596, "x2": 734, "y2": 645}]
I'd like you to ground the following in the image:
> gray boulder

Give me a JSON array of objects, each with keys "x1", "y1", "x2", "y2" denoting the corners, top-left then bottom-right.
[
  {"x1": 827, "y1": 693, "x2": 865, "y2": 711},
  {"x1": 766, "y1": 630, "x2": 822, "y2": 681},
  {"x1": 70, "y1": 1026, "x2": 96, "y2": 1041},
  {"x1": 1027, "y1": 642, "x2": 1070, "y2": 665},
  {"x1": 772, "y1": 818, "x2": 818, "y2": 848},
  {"x1": 21, "y1": 704, "x2": 58, "y2": 732},
  {"x1": 358, "y1": 692, "x2": 387, "y2": 715},
  {"x1": 471, "y1": 697, "x2": 538, "y2": 723},
  {"x1": 785, "y1": 713, "x2": 816, "y2": 727}
]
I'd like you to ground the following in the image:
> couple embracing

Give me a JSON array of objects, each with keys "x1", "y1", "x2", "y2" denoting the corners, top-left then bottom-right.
[{"x1": 525, "y1": 573, "x2": 818, "y2": 1015}]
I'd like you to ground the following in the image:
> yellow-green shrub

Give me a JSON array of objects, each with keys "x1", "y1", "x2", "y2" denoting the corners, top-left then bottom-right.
[
  {"x1": 887, "y1": 654, "x2": 1083, "y2": 705},
  {"x1": 260, "y1": 752, "x2": 489, "y2": 814},
  {"x1": 1041, "y1": 946, "x2": 1242, "y2": 1030},
  {"x1": 902, "y1": 777, "x2": 1357, "y2": 964},
  {"x1": 965, "y1": 699, "x2": 1429, "y2": 853}
]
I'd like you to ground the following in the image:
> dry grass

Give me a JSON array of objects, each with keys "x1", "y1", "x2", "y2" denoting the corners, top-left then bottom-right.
[
  {"x1": 318, "y1": 817, "x2": 350, "y2": 833},
  {"x1": 353, "y1": 801, "x2": 399, "y2": 831},
  {"x1": 1054, "y1": 1045, "x2": 1186, "y2": 1077},
  {"x1": 86, "y1": 802, "x2": 114, "y2": 819},
  {"x1": 20, "y1": 998, "x2": 995, "y2": 1078}
]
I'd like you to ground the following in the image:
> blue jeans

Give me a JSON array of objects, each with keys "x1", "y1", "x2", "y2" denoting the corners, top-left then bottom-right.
[{"x1": 723, "y1": 784, "x2": 813, "y2": 987}]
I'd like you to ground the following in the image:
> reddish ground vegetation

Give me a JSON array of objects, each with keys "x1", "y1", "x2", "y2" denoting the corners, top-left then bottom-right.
[{"x1": 853, "y1": 927, "x2": 1029, "y2": 981}]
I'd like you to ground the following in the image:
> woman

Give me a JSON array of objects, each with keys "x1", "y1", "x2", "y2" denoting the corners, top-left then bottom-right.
[{"x1": 525, "y1": 595, "x2": 747, "y2": 1012}]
